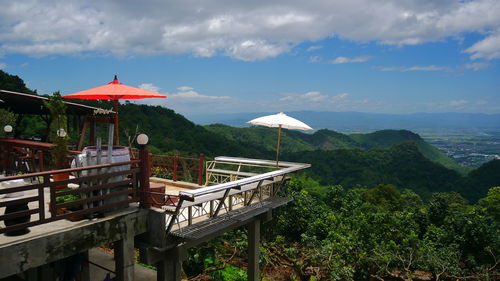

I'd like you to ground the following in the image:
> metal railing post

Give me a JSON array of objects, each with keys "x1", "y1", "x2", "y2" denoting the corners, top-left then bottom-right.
[{"x1": 139, "y1": 145, "x2": 151, "y2": 208}]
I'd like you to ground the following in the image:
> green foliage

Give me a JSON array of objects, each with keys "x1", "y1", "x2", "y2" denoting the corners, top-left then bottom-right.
[
  {"x1": 464, "y1": 160, "x2": 500, "y2": 202},
  {"x1": 211, "y1": 265, "x2": 247, "y2": 281},
  {"x1": 262, "y1": 176, "x2": 499, "y2": 280},
  {"x1": 55, "y1": 188, "x2": 81, "y2": 211},
  {"x1": 287, "y1": 142, "x2": 467, "y2": 199},
  {"x1": 479, "y1": 186, "x2": 500, "y2": 221},
  {"x1": 43, "y1": 91, "x2": 68, "y2": 168},
  {"x1": 55, "y1": 193, "x2": 81, "y2": 203},
  {"x1": 0, "y1": 108, "x2": 17, "y2": 137},
  {"x1": 0, "y1": 70, "x2": 36, "y2": 94},
  {"x1": 363, "y1": 184, "x2": 401, "y2": 210}
]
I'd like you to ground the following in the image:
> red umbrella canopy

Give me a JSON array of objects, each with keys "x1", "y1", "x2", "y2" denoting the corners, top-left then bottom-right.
[
  {"x1": 64, "y1": 76, "x2": 166, "y2": 145},
  {"x1": 64, "y1": 75, "x2": 166, "y2": 100}
]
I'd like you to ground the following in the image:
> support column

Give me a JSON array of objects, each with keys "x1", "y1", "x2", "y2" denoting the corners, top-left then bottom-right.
[
  {"x1": 80, "y1": 251, "x2": 91, "y2": 281},
  {"x1": 114, "y1": 229, "x2": 135, "y2": 281},
  {"x1": 156, "y1": 258, "x2": 181, "y2": 281},
  {"x1": 247, "y1": 219, "x2": 260, "y2": 281},
  {"x1": 156, "y1": 248, "x2": 185, "y2": 281},
  {"x1": 40, "y1": 263, "x2": 54, "y2": 281},
  {"x1": 25, "y1": 267, "x2": 37, "y2": 281}
]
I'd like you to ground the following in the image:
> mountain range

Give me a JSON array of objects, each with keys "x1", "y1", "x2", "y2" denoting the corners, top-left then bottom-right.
[
  {"x1": 189, "y1": 111, "x2": 500, "y2": 133},
  {"x1": 1, "y1": 69, "x2": 498, "y2": 202}
]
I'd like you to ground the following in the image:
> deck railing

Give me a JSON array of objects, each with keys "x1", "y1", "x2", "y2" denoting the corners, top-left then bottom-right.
[
  {"x1": 150, "y1": 153, "x2": 204, "y2": 185},
  {"x1": 161, "y1": 157, "x2": 311, "y2": 233},
  {"x1": 0, "y1": 160, "x2": 140, "y2": 235}
]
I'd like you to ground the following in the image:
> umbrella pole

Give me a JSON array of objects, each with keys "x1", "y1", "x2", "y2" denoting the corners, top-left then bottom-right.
[
  {"x1": 276, "y1": 125, "x2": 282, "y2": 167},
  {"x1": 114, "y1": 99, "x2": 119, "y2": 145}
]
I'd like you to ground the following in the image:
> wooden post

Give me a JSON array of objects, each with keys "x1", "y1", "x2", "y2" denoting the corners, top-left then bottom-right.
[
  {"x1": 37, "y1": 150, "x2": 43, "y2": 172},
  {"x1": 198, "y1": 153, "x2": 204, "y2": 186},
  {"x1": 89, "y1": 117, "x2": 96, "y2": 146},
  {"x1": 139, "y1": 145, "x2": 151, "y2": 208},
  {"x1": 173, "y1": 155, "x2": 178, "y2": 182}
]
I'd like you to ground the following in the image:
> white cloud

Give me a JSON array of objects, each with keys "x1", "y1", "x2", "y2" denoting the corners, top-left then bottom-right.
[
  {"x1": 177, "y1": 86, "x2": 193, "y2": 92},
  {"x1": 332, "y1": 56, "x2": 370, "y2": 64},
  {"x1": 449, "y1": 100, "x2": 468, "y2": 107},
  {"x1": 308, "y1": 56, "x2": 321, "y2": 63},
  {"x1": 0, "y1": 0, "x2": 499, "y2": 61},
  {"x1": 0, "y1": 62, "x2": 6, "y2": 69},
  {"x1": 464, "y1": 62, "x2": 491, "y2": 71},
  {"x1": 377, "y1": 65, "x2": 450, "y2": 72},
  {"x1": 307, "y1": 45, "x2": 323, "y2": 52},
  {"x1": 465, "y1": 29, "x2": 500, "y2": 60},
  {"x1": 171, "y1": 87, "x2": 229, "y2": 100},
  {"x1": 224, "y1": 40, "x2": 289, "y2": 61},
  {"x1": 279, "y1": 91, "x2": 353, "y2": 110},
  {"x1": 138, "y1": 83, "x2": 160, "y2": 93}
]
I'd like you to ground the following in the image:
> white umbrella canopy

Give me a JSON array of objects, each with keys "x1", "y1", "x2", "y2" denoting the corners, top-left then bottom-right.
[{"x1": 247, "y1": 112, "x2": 313, "y2": 166}]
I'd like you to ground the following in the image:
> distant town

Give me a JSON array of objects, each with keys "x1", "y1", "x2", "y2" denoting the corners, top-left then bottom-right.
[{"x1": 422, "y1": 131, "x2": 500, "y2": 167}]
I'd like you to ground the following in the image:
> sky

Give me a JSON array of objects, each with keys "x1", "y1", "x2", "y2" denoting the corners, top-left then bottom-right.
[{"x1": 0, "y1": 0, "x2": 499, "y2": 117}]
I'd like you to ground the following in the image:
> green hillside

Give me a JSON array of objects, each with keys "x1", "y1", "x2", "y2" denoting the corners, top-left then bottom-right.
[
  {"x1": 351, "y1": 129, "x2": 468, "y2": 172},
  {"x1": 206, "y1": 125, "x2": 462, "y2": 172},
  {"x1": 286, "y1": 142, "x2": 463, "y2": 198},
  {"x1": 204, "y1": 124, "x2": 316, "y2": 153}
]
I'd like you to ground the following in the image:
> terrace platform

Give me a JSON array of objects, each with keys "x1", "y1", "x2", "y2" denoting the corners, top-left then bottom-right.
[{"x1": 0, "y1": 153, "x2": 310, "y2": 281}]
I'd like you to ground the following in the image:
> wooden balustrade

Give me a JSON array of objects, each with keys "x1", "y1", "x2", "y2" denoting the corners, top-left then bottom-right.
[
  {"x1": 150, "y1": 153, "x2": 204, "y2": 185},
  {"x1": 0, "y1": 160, "x2": 141, "y2": 235}
]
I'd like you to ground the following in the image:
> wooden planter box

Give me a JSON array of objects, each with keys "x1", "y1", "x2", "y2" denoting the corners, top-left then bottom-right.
[{"x1": 56, "y1": 207, "x2": 86, "y2": 221}]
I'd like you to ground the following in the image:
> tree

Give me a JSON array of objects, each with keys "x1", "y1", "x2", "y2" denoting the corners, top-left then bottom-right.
[
  {"x1": 43, "y1": 92, "x2": 68, "y2": 168},
  {"x1": 479, "y1": 186, "x2": 500, "y2": 222}
]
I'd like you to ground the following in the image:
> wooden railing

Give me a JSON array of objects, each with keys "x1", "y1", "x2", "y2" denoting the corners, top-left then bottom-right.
[
  {"x1": 150, "y1": 153, "x2": 204, "y2": 185},
  {"x1": 0, "y1": 160, "x2": 140, "y2": 235}
]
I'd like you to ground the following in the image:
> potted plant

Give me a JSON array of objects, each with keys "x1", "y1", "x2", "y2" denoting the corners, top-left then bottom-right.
[
  {"x1": 55, "y1": 189, "x2": 84, "y2": 221},
  {"x1": 44, "y1": 92, "x2": 69, "y2": 188}
]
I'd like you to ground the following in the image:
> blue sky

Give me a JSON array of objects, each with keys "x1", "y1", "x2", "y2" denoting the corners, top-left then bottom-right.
[{"x1": 0, "y1": 0, "x2": 499, "y2": 117}]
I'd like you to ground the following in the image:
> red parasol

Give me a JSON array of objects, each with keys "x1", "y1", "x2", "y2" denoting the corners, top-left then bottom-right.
[{"x1": 64, "y1": 75, "x2": 166, "y2": 144}]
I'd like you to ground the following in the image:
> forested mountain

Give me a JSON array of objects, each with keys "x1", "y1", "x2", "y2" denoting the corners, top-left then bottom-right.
[
  {"x1": 205, "y1": 124, "x2": 463, "y2": 171},
  {"x1": 286, "y1": 142, "x2": 474, "y2": 199}
]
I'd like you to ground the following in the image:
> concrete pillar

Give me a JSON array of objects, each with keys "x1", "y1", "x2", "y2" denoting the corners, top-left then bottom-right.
[
  {"x1": 114, "y1": 230, "x2": 135, "y2": 281},
  {"x1": 40, "y1": 263, "x2": 54, "y2": 281},
  {"x1": 156, "y1": 257, "x2": 182, "y2": 281},
  {"x1": 247, "y1": 219, "x2": 260, "y2": 281},
  {"x1": 81, "y1": 251, "x2": 91, "y2": 281},
  {"x1": 25, "y1": 267, "x2": 37, "y2": 281}
]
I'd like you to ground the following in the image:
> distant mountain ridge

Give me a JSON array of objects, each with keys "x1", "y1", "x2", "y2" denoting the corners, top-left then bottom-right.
[
  {"x1": 205, "y1": 124, "x2": 464, "y2": 172},
  {"x1": 190, "y1": 111, "x2": 500, "y2": 133}
]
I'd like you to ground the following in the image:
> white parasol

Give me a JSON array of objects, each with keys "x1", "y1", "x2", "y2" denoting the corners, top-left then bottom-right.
[{"x1": 247, "y1": 112, "x2": 313, "y2": 166}]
